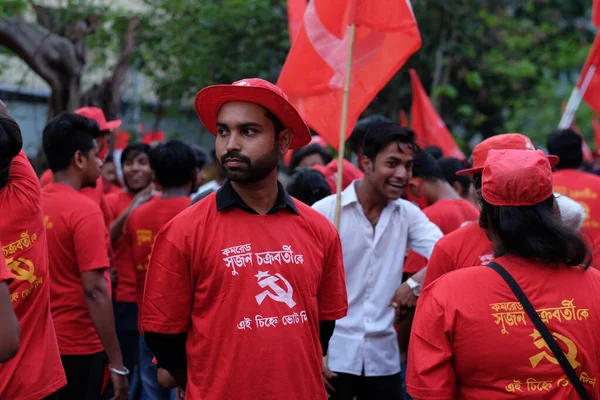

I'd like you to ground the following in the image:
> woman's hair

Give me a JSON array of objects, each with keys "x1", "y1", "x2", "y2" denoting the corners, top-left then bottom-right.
[{"x1": 479, "y1": 195, "x2": 591, "y2": 268}]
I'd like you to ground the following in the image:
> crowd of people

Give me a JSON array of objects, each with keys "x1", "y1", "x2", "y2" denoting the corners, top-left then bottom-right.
[{"x1": 0, "y1": 75, "x2": 599, "y2": 400}]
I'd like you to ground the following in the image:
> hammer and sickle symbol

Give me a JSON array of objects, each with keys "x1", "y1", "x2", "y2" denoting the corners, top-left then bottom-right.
[
  {"x1": 6, "y1": 257, "x2": 36, "y2": 283},
  {"x1": 529, "y1": 329, "x2": 581, "y2": 369}
]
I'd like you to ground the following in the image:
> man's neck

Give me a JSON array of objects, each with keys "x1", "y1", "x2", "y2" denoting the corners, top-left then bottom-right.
[
  {"x1": 434, "y1": 182, "x2": 461, "y2": 202},
  {"x1": 161, "y1": 186, "x2": 190, "y2": 199},
  {"x1": 355, "y1": 180, "x2": 388, "y2": 216},
  {"x1": 52, "y1": 170, "x2": 83, "y2": 192},
  {"x1": 230, "y1": 170, "x2": 279, "y2": 215}
]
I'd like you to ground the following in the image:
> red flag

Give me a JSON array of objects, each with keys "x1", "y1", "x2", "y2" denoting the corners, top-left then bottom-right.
[
  {"x1": 142, "y1": 131, "x2": 165, "y2": 144},
  {"x1": 277, "y1": 0, "x2": 421, "y2": 150},
  {"x1": 577, "y1": 33, "x2": 600, "y2": 116},
  {"x1": 594, "y1": 0, "x2": 600, "y2": 27},
  {"x1": 409, "y1": 69, "x2": 464, "y2": 159},
  {"x1": 399, "y1": 110, "x2": 408, "y2": 127},
  {"x1": 287, "y1": 0, "x2": 307, "y2": 44}
]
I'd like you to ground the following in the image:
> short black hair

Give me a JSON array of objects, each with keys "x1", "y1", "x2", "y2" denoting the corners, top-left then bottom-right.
[
  {"x1": 104, "y1": 154, "x2": 115, "y2": 164},
  {"x1": 149, "y1": 140, "x2": 197, "y2": 188},
  {"x1": 286, "y1": 167, "x2": 331, "y2": 206},
  {"x1": 423, "y1": 146, "x2": 443, "y2": 160},
  {"x1": 413, "y1": 151, "x2": 445, "y2": 181},
  {"x1": 438, "y1": 157, "x2": 471, "y2": 194},
  {"x1": 289, "y1": 144, "x2": 333, "y2": 172},
  {"x1": 362, "y1": 122, "x2": 417, "y2": 161},
  {"x1": 189, "y1": 144, "x2": 208, "y2": 170},
  {"x1": 43, "y1": 112, "x2": 101, "y2": 172},
  {"x1": 121, "y1": 143, "x2": 151, "y2": 166},
  {"x1": 480, "y1": 195, "x2": 591, "y2": 268},
  {"x1": 547, "y1": 129, "x2": 582, "y2": 169},
  {"x1": 348, "y1": 115, "x2": 393, "y2": 154}
]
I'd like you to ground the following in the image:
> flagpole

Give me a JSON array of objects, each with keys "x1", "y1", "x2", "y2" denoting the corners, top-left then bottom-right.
[
  {"x1": 333, "y1": 24, "x2": 356, "y2": 230},
  {"x1": 559, "y1": 65, "x2": 597, "y2": 129}
]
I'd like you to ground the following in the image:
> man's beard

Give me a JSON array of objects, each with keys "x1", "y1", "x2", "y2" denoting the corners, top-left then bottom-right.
[{"x1": 219, "y1": 147, "x2": 279, "y2": 184}]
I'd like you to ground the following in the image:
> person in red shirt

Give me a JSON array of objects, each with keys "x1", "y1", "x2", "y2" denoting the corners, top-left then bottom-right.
[
  {"x1": 102, "y1": 155, "x2": 123, "y2": 195},
  {"x1": 548, "y1": 128, "x2": 600, "y2": 263},
  {"x1": 142, "y1": 78, "x2": 348, "y2": 400},
  {"x1": 437, "y1": 156, "x2": 475, "y2": 203},
  {"x1": 124, "y1": 140, "x2": 199, "y2": 399},
  {"x1": 408, "y1": 149, "x2": 600, "y2": 399},
  {"x1": 0, "y1": 100, "x2": 67, "y2": 399},
  {"x1": 105, "y1": 142, "x2": 154, "y2": 398},
  {"x1": 420, "y1": 134, "x2": 559, "y2": 289},
  {"x1": 0, "y1": 241, "x2": 19, "y2": 363},
  {"x1": 41, "y1": 112, "x2": 128, "y2": 400}
]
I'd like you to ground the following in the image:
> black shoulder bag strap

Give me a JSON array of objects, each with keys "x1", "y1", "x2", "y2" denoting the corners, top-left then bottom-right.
[{"x1": 486, "y1": 261, "x2": 589, "y2": 400}]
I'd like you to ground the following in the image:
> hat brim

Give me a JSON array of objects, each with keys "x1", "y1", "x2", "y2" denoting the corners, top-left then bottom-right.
[
  {"x1": 194, "y1": 85, "x2": 311, "y2": 149},
  {"x1": 456, "y1": 155, "x2": 559, "y2": 177},
  {"x1": 104, "y1": 120, "x2": 122, "y2": 131}
]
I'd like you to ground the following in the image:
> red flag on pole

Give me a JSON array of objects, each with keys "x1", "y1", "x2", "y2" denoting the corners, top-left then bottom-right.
[
  {"x1": 593, "y1": 116, "x2": 600, "y2": 156},
  {"x1": 115, "y1": 131, "x2": 130, "y2": 150},
  {"x1": 409, "y1": 69, "x2": 464, "y2": 159},
  {"x1": 287, "y1": 0, "x2": 307, "y2": 44},
  {"x1": 141, "y1": 131, "x2": 165, "y2": 144},
  {"x1": 578, "y1": 33, "x2": 600, "y2": 115},
  {"x1": 277, "y1": 0, "x2": 421, "y2": 150},
  {"x1": 594, "y1": 0, "x2": 600, "y2": 27}
]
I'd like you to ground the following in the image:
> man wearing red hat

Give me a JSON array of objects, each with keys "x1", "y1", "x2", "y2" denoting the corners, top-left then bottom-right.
[
  {"x1": 142, "y1": 78, "x2": 348, "y2": 400},
  {"x1": 417, "y1": 134, "x2": 560, "y2": 289},
  {"x1": 408, "y1": 149, "x2": 600, "y2": 399}
]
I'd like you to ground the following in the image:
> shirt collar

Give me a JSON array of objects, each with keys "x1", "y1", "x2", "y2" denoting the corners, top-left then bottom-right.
[{"x1": 216, "y1": 179, "x2": 299, "y2": 215}]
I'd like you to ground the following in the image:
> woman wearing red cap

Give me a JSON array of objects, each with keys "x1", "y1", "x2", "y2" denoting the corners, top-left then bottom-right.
[{"x1": 407, "y1": 149, "x2": 600, "y2": 399}]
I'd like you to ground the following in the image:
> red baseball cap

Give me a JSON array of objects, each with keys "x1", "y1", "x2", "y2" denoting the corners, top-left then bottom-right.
[
  {"x1": 456, "y1": 133, "x2": 558, "y2": 176},
  {"x1": 75, "y1": 107, "x2": 121, "y2": 131},
  {"x1": 194, "y1": 78, "x2": 311, "y2": 149},
  {"x1": 482, "y1": 149, "x2": 553, "y2": 206}
]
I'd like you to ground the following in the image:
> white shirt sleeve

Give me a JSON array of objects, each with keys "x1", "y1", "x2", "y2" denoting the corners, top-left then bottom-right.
[
  {"x1": 311, "y1": 195, "x2": 336, "y2": 223},
  {"x1": 404, "y1": 201, "x2": 444, "y2": 259}
]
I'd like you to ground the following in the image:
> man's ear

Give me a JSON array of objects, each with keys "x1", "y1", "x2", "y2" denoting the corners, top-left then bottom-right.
[
  {"x1": 72, "y1": 150, "x2": 87, "y2": 170},
  {"x1": 452, "y1": 181, "x2": 464, "y2": 196},
  {"x1": 360, "y1": 154, "x2": 372, "y2": 172},
  {"x1": 278, "y1": 128, "x2": 293, "y2": 155}
]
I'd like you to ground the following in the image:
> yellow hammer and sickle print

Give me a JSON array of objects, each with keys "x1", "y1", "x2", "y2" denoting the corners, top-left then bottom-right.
[
  {"x1": 5, "y1": 257, "x2": 36, "y2": 283},
  {"x1": 529, "y1": 329, "x2": 581, "y2": 369}
]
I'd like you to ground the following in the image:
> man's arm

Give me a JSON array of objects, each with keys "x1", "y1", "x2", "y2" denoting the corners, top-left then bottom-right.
[
  {"x1": 145, "y1": 332, "x2": 187, "y2": 388},
  {"x1": 0, "y1": 282, "x2": 19, "y2": 362},
  {"x1": 81, "y1": 269, "x2": 124, "y2": 368},
  {"x1": 319, "y1": 320, "x2": 335, "y2": 356}
]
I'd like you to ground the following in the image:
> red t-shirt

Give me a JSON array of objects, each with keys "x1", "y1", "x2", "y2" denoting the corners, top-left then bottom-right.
[
  {"x1": 142, "y1": 193, "x2": 348, "y2": 400},
  {"x1": 404, "y1": 199, "x2": 480, "y2": 274},
  {"x1": 42, "y1": 183, "x2": 111, "y2": 355},
  {"x1": 0, "y1": 152, "x2": 66, "y2": 399},
  {"x1": 0, "y1": 243, "x2": 12, "y2": 282},
  {"x1": 408, "y1": 255, "x2": 600, "y2": 399},
  {"x1": 553, "y1": 169, "x2": 600, "y2": 263},
  {"x1": 124, "y1": 196, "x2": 190, "y2": 313},
  {"x1": 423, "y1": 221, "x2": 494, "y2": 288},
  {"x1": 106, "y1": 191, "x2": 137, "y2": 303},
  {"x1": 40, "y1": 169, "x2": 113, "y2": 228}
]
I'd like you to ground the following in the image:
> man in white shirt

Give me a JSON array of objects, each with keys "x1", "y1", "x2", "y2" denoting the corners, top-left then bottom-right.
[{"x1": 312, "y1": 123, "x2": 442, "y2": 399}]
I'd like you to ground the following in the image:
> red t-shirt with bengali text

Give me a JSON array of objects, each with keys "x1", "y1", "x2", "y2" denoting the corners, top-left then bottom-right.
[
  {"x1": 423, "y1": 221, "x2": 494, "y2": 288},
  {"x1": 42, "y1": 183, "x2": 111, "y2": 355},
  {"x1": 0, "y1": 152, "x2": 66, "y2": 399},
  {"x1": 106, "y1": 191, "x2": 137, "y2": 303},
  {"x1": 142, "y1": 193, "x2": 348, "y2": 400},
  {"x1": 404, "y1": 199, "x2": 480, "y2": 274},
  {"x1": 553, "y1": 169, "x2": 600, "y2": 264},
  {"x1": 41, "y1": 169, "x2": 113, "y2": 228},
  {"x1": 408, "y1": 255, "x2": 600, "y2": 399},
  {"x1": 124, "y1": 196, "x2": 189, "y2": 316}
]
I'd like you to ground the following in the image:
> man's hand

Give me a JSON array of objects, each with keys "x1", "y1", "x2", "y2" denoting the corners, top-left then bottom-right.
[
  {"x1": 389, "y1": 282, "x2": 418, "y2": 320},
  {"x1": 129, "y1": 184, "x2": 154, "y2": 210},
  {"x1": 322, "y1": 363, "x2": 337, "y2": 396},
  {"x1": 109, "y1": 371, "x2": 129, "y2": 400}
]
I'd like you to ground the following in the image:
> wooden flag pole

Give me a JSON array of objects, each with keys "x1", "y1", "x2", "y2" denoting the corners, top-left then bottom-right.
[
  {"x1": 333, "y1": 24, "x2": 356, "y2": 230},
  {"x1": 559, "y1": 64, "x2": 597, "y2": 129}
]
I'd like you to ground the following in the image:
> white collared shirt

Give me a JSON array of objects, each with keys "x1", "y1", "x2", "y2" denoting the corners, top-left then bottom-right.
[{"x1": 312, "y1": 181, "x2": 443, "y2": 376}]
